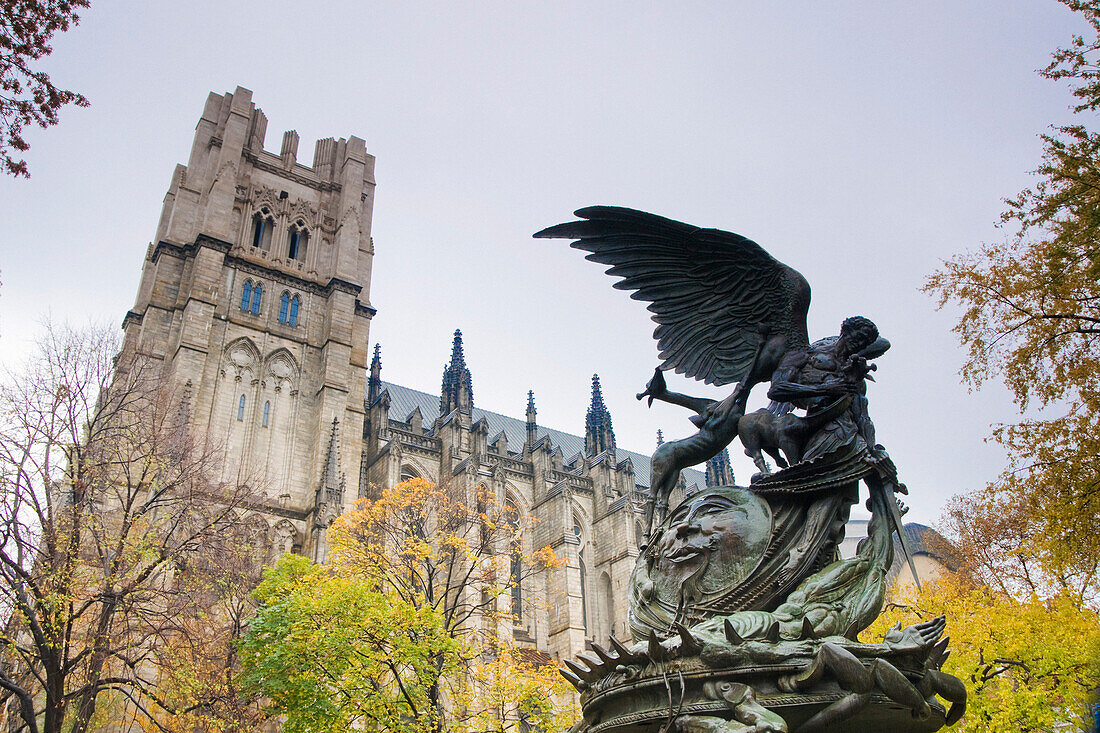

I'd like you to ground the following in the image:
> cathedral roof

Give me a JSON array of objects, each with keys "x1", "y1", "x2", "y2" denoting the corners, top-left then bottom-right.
[{"x1": 381, "y1": 381, "x2": 705, "y2": 491}]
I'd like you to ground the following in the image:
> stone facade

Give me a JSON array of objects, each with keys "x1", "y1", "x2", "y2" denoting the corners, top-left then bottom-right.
[
  {"x1": 361, "y1": 333, "x2": 717, "y2": 659},
  {"x1": 121, "y1": 86, "x2": 724, "y2": 662},
  {"x1": 121, "y1": 86, "x2": 376, "y2": 563}
]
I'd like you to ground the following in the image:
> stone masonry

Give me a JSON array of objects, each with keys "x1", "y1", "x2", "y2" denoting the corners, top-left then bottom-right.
[
  {"x1": 121, "y1": 86, "x2": 376, "y2": 563},
  {"x1": 120, "y1": 87, "x2": 727, "y2": 663}
]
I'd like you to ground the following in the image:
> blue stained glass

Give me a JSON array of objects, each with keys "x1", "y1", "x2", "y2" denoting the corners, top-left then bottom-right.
[
  {"x1": 240, "y1": 282, "x2": 252, "y2": 310},
  {"x1": 237, "y1": 395, "x2": 246, "y2": 421},
  {"x1": 279, "y1": 292, "x2": 289, "y2": 323},
  {"x1": 251, "y1": 284, "x2": 262, "y2": 314},
  {"x1": 262, "y1": 401, "x2": 270, "y2": 427},
  {"x1": 289, "y1": 296, "x2": 299, "y2": 326}
]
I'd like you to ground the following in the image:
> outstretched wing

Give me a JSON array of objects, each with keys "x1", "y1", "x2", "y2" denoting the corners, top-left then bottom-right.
[{"x1": 535, "y1": 206, "x2": 811, "y2": 386}]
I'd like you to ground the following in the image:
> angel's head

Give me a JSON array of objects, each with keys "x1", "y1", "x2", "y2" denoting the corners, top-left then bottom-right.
[{"x1": 838, "y1": 316, "x2": 878, "y2": 355}]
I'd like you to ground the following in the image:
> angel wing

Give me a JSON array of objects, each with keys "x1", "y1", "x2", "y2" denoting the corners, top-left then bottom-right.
[{"x1": 535, "y1": 206, "x2": 811, "y2": 387}]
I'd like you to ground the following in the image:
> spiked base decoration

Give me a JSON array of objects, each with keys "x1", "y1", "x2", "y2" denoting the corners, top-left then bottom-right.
[{"x1": 560, "y1": 467, "x2": 966, "y2": 733}]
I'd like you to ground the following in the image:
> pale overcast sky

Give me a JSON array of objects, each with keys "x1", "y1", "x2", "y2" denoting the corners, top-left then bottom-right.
[{"x1": 0, "y1": 1, "x2": 1086, "y2": 525}]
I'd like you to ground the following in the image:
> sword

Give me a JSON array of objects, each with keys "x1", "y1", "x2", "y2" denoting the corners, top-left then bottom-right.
[{"x1": 868, "y1": 460, "x2": 922, "y2": 593}]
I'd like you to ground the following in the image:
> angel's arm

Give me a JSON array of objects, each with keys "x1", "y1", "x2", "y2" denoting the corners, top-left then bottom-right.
[
  {"x1": 766, "y1": 352, "x2": 852, "y2": 403},
  {"x1": 656, "y1": 391, "x2": 717, "y2": 415},
  {"x1": 638, "y1": 368, "x2": 716, "y2": 415},
  {"x1": 768, "y1": 376, "x2": 851, "y2": 403}
]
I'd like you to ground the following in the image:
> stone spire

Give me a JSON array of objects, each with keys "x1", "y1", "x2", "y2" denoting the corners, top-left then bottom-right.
[
  {"x1": 367, "y1": 343, "x2": 382, "y2": 405},
  {"x1": 312, "y1": 417, "x2": 345, "y2": 561},
  {"x1": 440, "y1": 329, "x2": 473, "y2": 416},
  {"x1": 525, "y1": 390, "x2": 538, "y2": 446},
  {"x1": 585, "y1": 374, "x2": 616, "y2": 457},
  {"x1": 706, "y1": 447, "x2": 735, "y2": 487},
  {"x1": 320, "y1": 418, "x2": 343, "y2": 500}
]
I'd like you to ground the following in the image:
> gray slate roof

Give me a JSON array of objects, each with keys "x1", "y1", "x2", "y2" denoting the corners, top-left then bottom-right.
[
  {"x1": 902, "y1": 522, "x2": 961, "y2": 571},
  {"x1": 380, "y1": 381, "x2": 706, "y2": 491}
]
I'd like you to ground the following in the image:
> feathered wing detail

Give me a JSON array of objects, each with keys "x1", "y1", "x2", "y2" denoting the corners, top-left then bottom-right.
[{"x1": 535, "y1": 206, "x2": 811, "y2": 386}]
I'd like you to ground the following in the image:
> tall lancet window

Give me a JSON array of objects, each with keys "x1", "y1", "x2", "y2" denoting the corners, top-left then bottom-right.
[
  {"x1": 279, "y1": 293, "x2": 301, "y2": 326},
  {"x1": 288, "y1": 295, "x2": 299, "y2": 326},
  {"x1": 287, "y1": 221, "x2": 308, "y2": 261},
  {"x1": 237, "y1": 395, "x2": 246, "y2": 421},
  {"x1": 240, "y1": 281, "x2": 262, "y2": 313},
  {"x1": 579, "y1": 552, "x2": 589, "y2": 634},
  {"x1": 505, "y1": 500, "x2": 522, "y2": 621},
  {"x1": 251, "y1": 209, "x2": 274, "y2": 250}
]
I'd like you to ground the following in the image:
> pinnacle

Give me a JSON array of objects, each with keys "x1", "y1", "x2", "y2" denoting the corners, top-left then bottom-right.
[
  {"x1": 589, "y1": 373, "x2": 606, "y2": 411},
  {"x1": 449, "y1": 329, "x2": 465, "y2": 365},
  {"x1": 585, "y1": 373, "x2": 615, "y2": 457},
  {"x1": 441, "y1": 329, "x2": 473, "y2": 414}
]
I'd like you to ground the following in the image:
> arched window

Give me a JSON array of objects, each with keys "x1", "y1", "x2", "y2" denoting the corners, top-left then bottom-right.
[
  {"x1": 505, "y1": 500, "x2": 522, "y2": 620},
  {"x1": 279, "y1": 292, "x2": 301, "y2": 326},
  {"x1": 600, "y1": 572, "x2": 615, "y2": 639},
  {"x1": 237, "y1": 395, "x2": 246, "y2": 421},
  {"x1": 399, "y1": 465, "x2": 421, "y2": 483},
  {"x1": 288, "y1": 295, "x2": 300, "y2": 326},
  {"x1": 240, "y1": 280, "x2": 262, "y2": 314},
  {"x1": 287, "y1": 221, "x2": 309, "y2": 261},
  {"x1": 579, "y1": 552, "x2": 589, "y2": 634},
  {"x1": 251, "y1": 210, "x2": 274, "y2": 250},
  {"x1": 262, "y1": 401, "x2": 270, "y2": 428}
]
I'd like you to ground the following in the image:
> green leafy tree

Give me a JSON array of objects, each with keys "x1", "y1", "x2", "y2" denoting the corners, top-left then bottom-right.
[
  {"x1": 0, "y1": 0, "x2": 90, "y2": 177},
  {"x1": 239, "y1": 554, "x2": 460, "y2": 733},
  {"x1": 239, "y1": 479, "x2": 578, "y2": 733},
  {"x1": 925, "y1": 0, "x2": 1100, "y2": 607}
]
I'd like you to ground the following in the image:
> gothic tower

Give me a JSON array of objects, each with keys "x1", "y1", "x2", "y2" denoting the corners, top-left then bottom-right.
[{"x1": 120, "y1": 86, "x2": 376, "y2": 559}]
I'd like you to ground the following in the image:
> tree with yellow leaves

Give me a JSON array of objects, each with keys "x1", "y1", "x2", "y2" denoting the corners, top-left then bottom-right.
[
  {"x1": 926, "y1": 0, "x2": 1100, "y2": 608},
  {"x1": 239, "y1": 478, "x2": 578, "y2": 733},
  {"x1": 866, "y1": 572, "x2": 1100, "y2": 732},
  {"x1": 454, "y1": 643, "x2": 578, "y2": 733},
  {"x1": 0, "y1": 324, "x2": 267, "y2": 733}
]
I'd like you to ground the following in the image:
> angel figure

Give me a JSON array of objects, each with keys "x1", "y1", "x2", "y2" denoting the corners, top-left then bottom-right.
[{"x1": 535, "y1": 208, "x2": 908, "y2": 565}]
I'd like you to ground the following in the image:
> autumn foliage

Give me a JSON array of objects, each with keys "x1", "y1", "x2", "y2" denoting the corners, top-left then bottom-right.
[
  {"x1": 240, "y1": 478, "x2": 577, "y2": 733},
  {"x1": 0, "y1": 324, "x2": 267, "y2": 733},
  {"x1": 866, "y1": 573, "x2": 1100, "y2": 732},
  {"x1": 926, "y1": 0, "x2": 1100, "y2": 610}
]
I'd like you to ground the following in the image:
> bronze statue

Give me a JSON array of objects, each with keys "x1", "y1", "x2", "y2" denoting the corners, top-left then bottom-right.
[
  {"x1": 537, "y1": 207, "x2": 964, "y2": 733},
  {"x1": 534, "y1": 208, "x2": 906, "y2": 551}
]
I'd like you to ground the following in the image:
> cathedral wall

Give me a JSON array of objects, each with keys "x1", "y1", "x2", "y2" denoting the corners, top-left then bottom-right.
[
  {"x1": 117, "y1": 85, "x2": 711, "y2": 671},
  {"x1": 122, "y1": 87, "x2": 376, "y2": 563}
]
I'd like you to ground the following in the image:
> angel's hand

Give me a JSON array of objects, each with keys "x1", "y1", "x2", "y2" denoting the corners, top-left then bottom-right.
[
  {"x1": 636, "y1": 368, "x2": 667, "y2": 407},
  {"x1": 820, "y1": 377, "x2": 857, "y2": 397},
  {"x1": 843, "y1": 355, "x2": 876, "y2": 382}
]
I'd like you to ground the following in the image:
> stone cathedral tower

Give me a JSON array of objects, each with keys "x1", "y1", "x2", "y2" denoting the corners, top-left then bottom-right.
[{"x1": 121, "y1": 86, "x2": 376, "y2": 560}]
